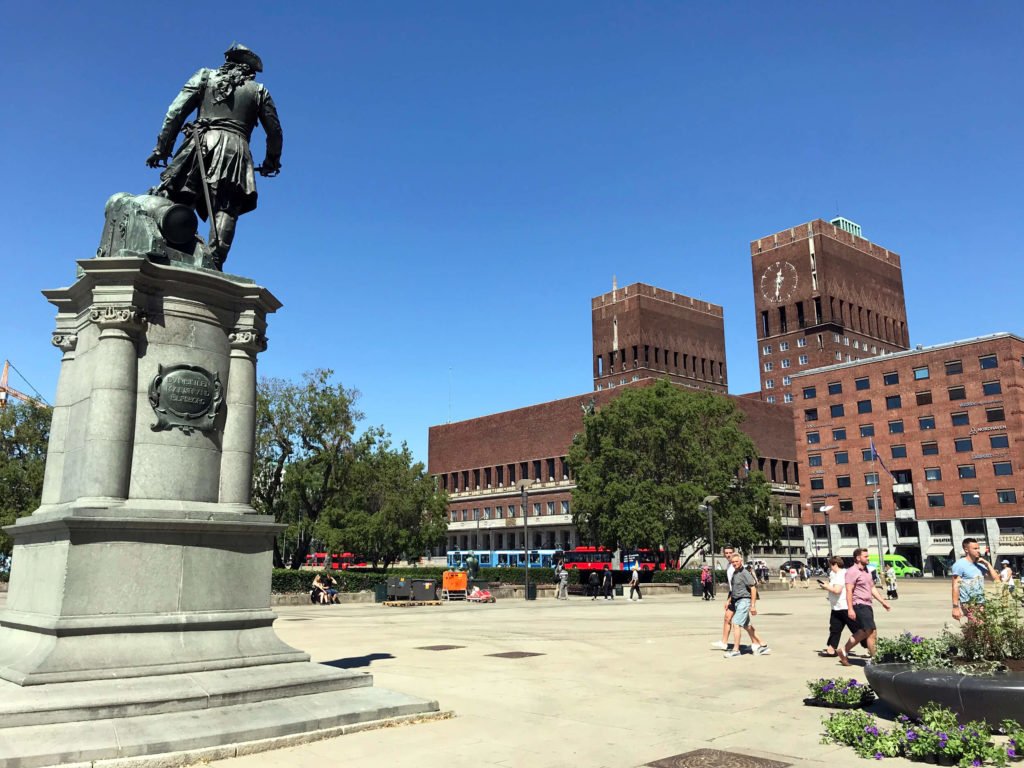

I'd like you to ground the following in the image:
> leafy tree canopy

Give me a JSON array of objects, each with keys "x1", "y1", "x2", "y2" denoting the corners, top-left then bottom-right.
[
  {"x1": 316, "y1": 427, "x2": 449, "y2": 571},
  {"x1": 567, "y1": 379, "x2": 778, "y2": 561},
  {"x1": 0, "y1": 403, "x2": 51, "y2": 554},
  {"x1": 254, "y1": 369, "x2": 362, "y2": 568}
]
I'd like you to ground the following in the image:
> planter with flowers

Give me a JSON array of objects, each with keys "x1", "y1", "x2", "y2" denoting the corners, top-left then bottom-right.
[
  {"x1": 804, "y1": 677, "x2": 876, "y2": 709},
  {"x1": 865, "y1": 596, "x2": 1024, "y2": 724}
]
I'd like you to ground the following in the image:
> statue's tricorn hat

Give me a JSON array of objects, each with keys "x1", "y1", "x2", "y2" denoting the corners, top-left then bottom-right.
[{"x1": 224, "y1": 43, "x2": 263, "y2": 73}]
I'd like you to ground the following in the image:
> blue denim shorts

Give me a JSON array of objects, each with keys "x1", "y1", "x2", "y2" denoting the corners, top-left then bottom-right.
[{"x1": 733, "y1": 598, "x2": 751, "y2": 626}]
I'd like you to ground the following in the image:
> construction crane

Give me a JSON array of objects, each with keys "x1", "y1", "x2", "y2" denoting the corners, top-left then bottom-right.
[{"x1": 0, "y1": 360, "x2": 49, "y2": 409}]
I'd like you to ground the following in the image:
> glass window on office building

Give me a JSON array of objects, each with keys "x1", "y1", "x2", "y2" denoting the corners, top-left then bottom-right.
[
  {"x1": 991, "y1": 434, "x2": 1009, "y2": 449},
  {"x1": 803, "y1": 386, "x2": 816, "y2": 399},
  {"x1": 835, "y1": 451, "x2": 849, "y2": 464},
  {"x1": 861, "y1": 448, "x2": 872, "y2": 461},
  {"x1": 886, "y1": 395, "x2": 902, "y2": 409},
  {"x1": 798, "y1": 338, "x2": 807, "y2": 347},
  {"x1": 922, "y1": 441, "x2": 939, "y2": 456},
  {"x1": 860, "y1": 424, "x2": 875, "y2": 437},
  {"x1": 913, "y1": 366, "x2": 929, "y2": 380},
  {"x1": 994, "y1": 462, "x2": 1013, "y2": 477},
  {"x1": 925, "y1": 467, "x2": 942, "y2": 481},
  {"x1": 891, "y1": 444, "x2": 907, "y2": 458},
  {"x1": 927, "y1": 493, "x2": 945, "y2": 507},
  {"x1": 955, "y1": 437, "x2": 973, "y2": 452},
  {"x1": 916, "y1": 390, "x2": 932, "y2": 406},
  {"x1": 857, "y1": 400, "x2": 872, "y2": 414},
  {"x1": 855, "y1": 377, "x2": 870, "y2": 390},
  {"x1": 865, "y1": 473, "x2": 879, "y2": 486},
  {"x1": 951, "y1": 412, "x2": 969, "y2": 426},
  {"x1": 561, "y1": 500, "x2": 569, "y2": 515},
  {"x1": 949, "y1": 385, "x2": 966, "y2": 401},
  {"x1": 884, "y1": 371, "x2": 899, "y2": 385},
  {"x1": 833, "y1": 427, "x2": 847, "y2": 441},
  {"x1": 987, "y1": 406, "x2": 1005, "y2": 422},
  {"x1": 962, "y1": 491, "x2": 980, "y2": 506},
  {"x1": 958, "y1": 464, "x2": 976, "y2": 479},
  {"x1": 799, "y1": 354, "x2": 808, "y2": 365},
  {"x1": 979, "y1": 354, "x2": 998, "y2": 370},
  {"x1": 837, "y1": 475, "x2": 851, "y2": 488},
  {"x1": 889, "y1": 420, "x2": 904, "y2": 434},
  {"x1": 919, "y1": 415, "x2": 935, "y2": 430},
  {"x1": 807, "y1": 431, "x2": 820, "y2": 444},
  {"x1": 982, "y1": 380, "x2": 1002, "y2": 396},
  {"x1": 997, "y1": 489, "x2": 1017, "y2": 504},
  {"x1": 831, "y1": 404, "x2": 845, "y2": 418},
  {"x1": 945, "y1": 359, "x2": 963, "y2": 375},
  {"x1": 828, "y1": 381, "x2": 842, "y2": 395},
  {"x1": 780, "y1": 341, "x2": 789, "y2": 351},
  {"x1": 810, "y1": 477, "x2": 824, "y2": 490},
  {"x1": 808, "y1": 454, "x2": 822, "y2": 467},
  {"x1": 783, "y1": 393, "x2": 793, "y2": 403}
]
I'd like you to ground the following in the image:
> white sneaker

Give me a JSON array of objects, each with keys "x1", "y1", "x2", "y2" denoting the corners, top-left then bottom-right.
[
  {"x1": 724, "y1": 650, "x2": 741, "y2": 658},
  {"x1": 750, "y1": 644, "x2": 761, "y2": 653},
  {"x1": 710, "y1": 641, "x2": 728, "y2": 650},
  {"x1": 755, "y1": 645, "x2": 772, "y2": 656}
]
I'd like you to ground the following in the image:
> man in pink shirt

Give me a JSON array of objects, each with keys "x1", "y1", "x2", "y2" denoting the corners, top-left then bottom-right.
[{"x1": 838, "y1": 548, "x2": 892, "y2": 666}]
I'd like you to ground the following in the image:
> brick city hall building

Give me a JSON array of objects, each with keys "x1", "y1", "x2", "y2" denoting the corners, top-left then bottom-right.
[
  {"x1": 428, "y1": 282, "x2": 801, "y2": 562},
  {"x1": 790, "y1": 333, "x2": 1024, "y2": 574}
]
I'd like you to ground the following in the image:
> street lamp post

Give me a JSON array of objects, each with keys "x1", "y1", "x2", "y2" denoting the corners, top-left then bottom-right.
[
  {"x1": 516, "y1": 479, "x2": 534, "y2": 600},
  {"x1": 698, "y1": 495, "x2": 719, "y2": 597},
  {"x1": 820, "y1": 505, "x2": 835, "y2": 558}
]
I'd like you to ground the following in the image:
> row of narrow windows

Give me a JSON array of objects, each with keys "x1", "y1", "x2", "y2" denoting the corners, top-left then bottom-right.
[
  {"x1": 441, "y1": 456, "x2": 570, "y2": 493},
  {"x1": 760, "y1": 296, "x2": 906, "y2": 347},
  {"x1": 757, "y1": 457, "x2": 800, "y2": 485},
  {"x1": 596, "y1": 345, "x2": 724, "y2": 381}
]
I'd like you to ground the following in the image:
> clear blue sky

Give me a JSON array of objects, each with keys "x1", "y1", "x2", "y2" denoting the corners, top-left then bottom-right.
[{"x1": 2, "y1": 2, "x2": 1022, "y2": 464}]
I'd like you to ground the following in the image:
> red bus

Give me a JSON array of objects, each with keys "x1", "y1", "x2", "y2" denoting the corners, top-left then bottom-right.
[
  {"x1": 304, "y1": 552, "x2": 370, "y2": 570},
  {"x1": 560, "y1": 546, "x2": 613, "y2": 573}
]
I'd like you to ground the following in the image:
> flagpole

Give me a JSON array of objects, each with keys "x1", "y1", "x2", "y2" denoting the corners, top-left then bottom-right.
[{"x1": 870, "y1": 441, "x2": 884, "y2": 574}]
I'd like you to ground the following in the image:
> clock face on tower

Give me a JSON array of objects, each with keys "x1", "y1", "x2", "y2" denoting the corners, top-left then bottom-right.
[{"x1": 760, "y1": 261, "x2": 798, "y2": 303}]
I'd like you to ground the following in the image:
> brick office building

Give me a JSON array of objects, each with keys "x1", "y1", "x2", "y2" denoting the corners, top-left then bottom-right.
[
  {"x1": 428, "y1": 283, "x2": 804, "y2": 564},
  {"x1": 751, "y1": 218, "x2": 910, "y2": 405},
  {"x1": 789, "y1": 333, "x2": 1024, "y2": 574}
]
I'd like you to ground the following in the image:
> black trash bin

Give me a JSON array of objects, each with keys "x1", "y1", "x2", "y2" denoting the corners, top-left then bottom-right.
[
  {"x1": 386, "y1": 576, "x2": 411, "y2": 600},
  {"x1": 412, "y1": 579, "x2": 436, "y2": 601},
  {"x1": 374, "y1": 582, "x2": 388, "y2": 603},
  {"x1": 615, "y1": 585, "x2": 624, "y2": 597},
  {"x1": 526, "y1": 583, "x2": 537, "y2": 600},
  {"x1": 692, "y1": 577, "x2": 702, "y2": 597}
]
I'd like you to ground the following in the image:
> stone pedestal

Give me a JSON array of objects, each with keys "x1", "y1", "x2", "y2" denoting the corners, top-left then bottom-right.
[{"x1": 0, "y1": 258, "x2": 438, "y2": 766}]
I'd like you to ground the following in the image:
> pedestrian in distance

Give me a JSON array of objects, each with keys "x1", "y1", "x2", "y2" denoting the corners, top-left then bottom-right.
[
  {"x1": 601, "y1": 564, "x2": 614, "y2": 600},
  {"x1": 999, "y1": 560, "x2": 1016, "y2": 603},
  {"x1": 837, "y1": 548, "x2": 892, "y2": 666},
  {"x1": 628, "y1": 563, "x2": 643, "y2": 601},
  {"x1": 818, "y1": 556, "x2": 857, "y2": 658},
  {"x1": 724, "y1": 553, "x2": 770, "y2": 657},
  {"x1": 951, "y1": 538, "x2": 1000, "y2": 621},
  {"x1": 588, "y1": 569, "x2": 600, "y2": 600},
  {"x1": 555, "y1": 562, "x2": 569, "y2": 600},
  {"x1": 884, "y1": 564, "x2": 899, "y2": 601},
  {"x1": 701, "y1": 565, "x2": 713, "y2": 600},
  {"x1": 710, "y1": 545, "x2": 737, "y2": 649}
]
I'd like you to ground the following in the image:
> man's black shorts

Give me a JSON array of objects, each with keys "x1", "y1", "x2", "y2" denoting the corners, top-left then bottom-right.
[{"x1": 853, "y1": 604, "x2": 875, "y2": 632}]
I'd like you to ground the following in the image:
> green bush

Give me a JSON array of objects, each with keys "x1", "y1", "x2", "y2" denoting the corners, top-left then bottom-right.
[
  {"x1": 651, "y1": 569, "x2": 725, "y2": 584},
  {"x1": 875, "y1": 632, "x2": 953, "y2": 668}
]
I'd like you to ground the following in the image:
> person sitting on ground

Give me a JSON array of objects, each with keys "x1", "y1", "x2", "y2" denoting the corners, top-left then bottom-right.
[
  {"x1": 322, "y1": 573, "x2": 340, "y2": 604},
  {"x1": 311, "y1": 573, "x2": 329, "y2": 605}
]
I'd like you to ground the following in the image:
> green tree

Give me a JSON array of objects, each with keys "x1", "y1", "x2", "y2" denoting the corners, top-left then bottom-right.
[
  {"x1": 253, "y1": 370, "x2": 362, "y2": 568},
  {"x1": 0, "y1": 403, "x2": 51, "y2": 555},
  {"x1": 567, "y1": 379, "x2": 778, "y2": 561},
  {"x1": 317, "y1": 427, "x2": 449, "y2": 571}
]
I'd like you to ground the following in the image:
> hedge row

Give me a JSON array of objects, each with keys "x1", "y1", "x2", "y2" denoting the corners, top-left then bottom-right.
[{"x1": 270, "y1": 566, "x2": 733, "y2": 593}]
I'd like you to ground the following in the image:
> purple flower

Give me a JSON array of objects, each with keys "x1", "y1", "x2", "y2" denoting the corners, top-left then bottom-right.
[
  {"x1": 907, "y1": 732, "x2": 918, "y2": 741},
  {"x1": 1008, "y1": 748, "x2": 1017, "y2": 758},
  {"x1": 874, "y1": 752, "x2": 883, "y2": 760},
  {"x1": 958, "y1": 725, "x2": 966, "y2": 731},
  {"x1": 972, "y1": 761, "x2": 981, "y2": 767}
]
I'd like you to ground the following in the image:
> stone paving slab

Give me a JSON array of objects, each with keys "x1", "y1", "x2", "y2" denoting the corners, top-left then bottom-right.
[{"x1": 1, "y1": 581, "x2": 955, "y2": 767}]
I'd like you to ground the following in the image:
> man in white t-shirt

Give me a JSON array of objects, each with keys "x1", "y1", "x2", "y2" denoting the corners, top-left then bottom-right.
[{"x1": 710, "y1": 545, "x2": 737, "y2": 650}]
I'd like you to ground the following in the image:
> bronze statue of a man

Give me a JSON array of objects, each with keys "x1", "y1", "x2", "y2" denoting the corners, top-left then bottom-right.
[{"x1": 146, "y1": 44, "x2": 283, "y2": 268}]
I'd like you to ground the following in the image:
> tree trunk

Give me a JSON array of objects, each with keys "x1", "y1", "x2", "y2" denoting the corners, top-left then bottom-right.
[
  {"x1": 272, "y1": 537, "x2": 284, "y2": 569},
  {"x1": 289, "y1": 532, "x2": 312, "y2": 570}
]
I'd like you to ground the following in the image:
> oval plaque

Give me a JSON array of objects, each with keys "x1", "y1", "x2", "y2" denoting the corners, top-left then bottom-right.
[{"x1": 148, "y1": 364, "x2": 223, "y2": 434}]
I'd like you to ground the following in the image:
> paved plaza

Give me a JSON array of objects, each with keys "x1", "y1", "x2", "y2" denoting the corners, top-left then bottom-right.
[
  {"x1": 0, "y1": 580, "x2": 956, "y2": 767},
  {"x1": 198, "y1": 579, "x2": 953, "y2": 768}
]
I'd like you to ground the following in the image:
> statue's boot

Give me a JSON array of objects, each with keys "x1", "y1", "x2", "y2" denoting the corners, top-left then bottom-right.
[{"x1": 210, "y1": 212, "x2": 237, "y2": 270}]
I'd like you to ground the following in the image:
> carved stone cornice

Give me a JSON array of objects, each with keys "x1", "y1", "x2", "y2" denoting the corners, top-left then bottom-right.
[
  {"x1": 51, "y1": 333, "x2": 79, "y2": 354},
  {"x1": 228, "y1": 329, "x2": 267, "y2": 354},
  {"x1": 89, "y1": 305, "x2": 146, "y2": 335}
]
